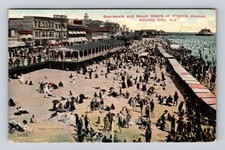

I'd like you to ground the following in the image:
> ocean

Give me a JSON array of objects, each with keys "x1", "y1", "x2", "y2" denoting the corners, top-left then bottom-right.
[{"x1": 166, "y1": 35, "x2": 216, "y2": 65}]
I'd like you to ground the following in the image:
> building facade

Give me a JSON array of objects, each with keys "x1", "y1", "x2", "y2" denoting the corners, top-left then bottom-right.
[
  {"x1": 67, "y1": 19, "x2": 88, "y2": 45},
  {"x1": 9, "y1": 15, "x2": 68, "y2": 46},
  {"x1": 82, "y1": 13, "x2": 120, "y2": 38}
]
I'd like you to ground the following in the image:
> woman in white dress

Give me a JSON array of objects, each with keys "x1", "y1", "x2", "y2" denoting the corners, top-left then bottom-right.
[{"x1": 19, "y1": 73, "x2": 24, "y2": 84}]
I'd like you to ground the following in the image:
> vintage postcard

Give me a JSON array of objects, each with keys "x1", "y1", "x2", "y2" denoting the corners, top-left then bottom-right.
[{"x1": 8, "y1": 9, "x2": 216, "y2": 142}]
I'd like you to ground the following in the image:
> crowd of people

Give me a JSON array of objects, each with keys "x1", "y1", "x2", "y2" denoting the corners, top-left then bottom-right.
[
  {"x1": 161, "y1": 39, "x2": 216, "y2": 93},
  {"x1": 9, "y1": 38, "x2": 216, "y2": 142},
  {"x1": 8, "y1": 46, "x2": 49, "y2": 69}
]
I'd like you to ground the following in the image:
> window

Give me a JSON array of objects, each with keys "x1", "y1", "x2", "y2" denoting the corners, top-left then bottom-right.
[
  {"x1": 50, "y1": 32, "x2": 54, "y2": 37},
  {"x1": 35, "y1": 31, "x2": 38, "y2": 37},
  {"x1": 42, "y1": 31, "x2": 45, "y2": 37},
  {"x1": 62, "y1": 23, "x2": 66, "y2": 29},
  {"x1": 34, "y1": 21, "x2": 37, "y2": 28},
  {"x1": 41, "y1": 22, "x2": 45, "y2": 28},
  {"x1": 55, "y1": 32, "x2": 58, "y2": 38}
]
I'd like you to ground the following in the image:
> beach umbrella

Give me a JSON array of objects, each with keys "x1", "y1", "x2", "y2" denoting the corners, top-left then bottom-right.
[
  {"x1": 52, "y1": 100, "x2": 60, "y2": 104},
  {"x1": 109, "y1": 87, "x2": 114, "y2": 91},
  {"x1": 79, "y1": 94, "x2": 85, "y2": 99},
  {"x1": 100, "y1": 89, "x2": 107, "y2": 92}
]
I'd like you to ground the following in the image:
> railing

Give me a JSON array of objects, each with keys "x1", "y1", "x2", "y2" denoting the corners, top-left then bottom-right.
[
  {"x1": 49, "y1": 47, "x2": 123, "y2": 62},
  {"x1": 9, "y1": 46, "x2": 123, "y2": 70},
  {"x1": 9, "y1": 56, "x2": 49, "y2": 70}
]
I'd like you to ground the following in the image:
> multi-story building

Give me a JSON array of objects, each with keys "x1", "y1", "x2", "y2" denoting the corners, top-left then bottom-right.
[
  {"x1": 9, "y1": 15, "x2": 68, "y2": 46},
  {"x1": 8, "y1": 18, "x2": 34, "y2": 45},
  {"x1": 67, "y1": 19, "x2": 88, "y2": 45},
  {"x1": 82, "y1": 13, "x2": 120, "y2": 39}
]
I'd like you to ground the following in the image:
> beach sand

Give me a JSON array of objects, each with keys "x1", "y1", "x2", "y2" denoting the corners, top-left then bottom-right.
[{"x1": 9, "y1": 44, "x2": 185, "y2": 142}]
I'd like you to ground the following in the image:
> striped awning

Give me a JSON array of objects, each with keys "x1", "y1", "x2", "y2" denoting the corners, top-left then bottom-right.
[{"x1": 8, "y1": 41, "x2": 26, "y2": 48}]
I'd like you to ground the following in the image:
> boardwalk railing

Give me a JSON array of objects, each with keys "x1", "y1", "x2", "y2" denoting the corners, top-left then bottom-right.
[{"x1": 9, "y1": 47, "x2": 123, "y2": 70}]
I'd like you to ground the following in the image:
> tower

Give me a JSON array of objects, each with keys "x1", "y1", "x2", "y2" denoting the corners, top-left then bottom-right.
[{"x1": 84, "y1": 13, "x2": 89, "y2": 20}]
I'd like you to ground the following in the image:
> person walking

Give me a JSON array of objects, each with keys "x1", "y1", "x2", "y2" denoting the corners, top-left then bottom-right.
[
  {"x1": 173, "y1": 91, "x2": 179, "y2": 106},
  {"x1": 145, "y1": 127, "x2": 152, "y2": 142},
  {"x1": 84, "y1": 114, "x2": 90, "y2": 130}
]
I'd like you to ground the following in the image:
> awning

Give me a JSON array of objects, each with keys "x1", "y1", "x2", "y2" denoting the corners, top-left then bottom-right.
[
  {"x1": 47, "y1": 40, "x2": 56, "y2": 46},
  {"x1": 92, "y1": 37, "x2": 99, "y2": 40},
  {"x1": 20, "y1": 34, "x2": 33, "y2": 39},
  {"x1": 20, "y1": 35, "x2": 28, "y2": 39},
  {"x1": 56, "y1": 41, "x2": 62, "y2": 45},
  {"x1": 102, "y1": 35, "x2": 109, "y2": 39},
  {"x1": 185, "y1": 80, "x2": 200, "y2": 84},
  {"x1": 192, "y1": 88, "x2": 211, "y2": 93},
  {"x1": 196, "y1": 92, "x2": 216, "y2": 98},
  {"x1": 188, "y1": 83, "x2": 206, "y2": 89},
  {"x1": 202, "y1": 98, "x2": 216, "y2": 105},
  {"x1": 168, "y1": 58, "x2": 216, "y2": 110},
  {"x1": 27, "y1": 34, "x2": 33, "y2": 38},
  {"x1": 8, "y1": 41, "x2": 26, "y2": 48},
  {"x1": 68, "y1": 38, "x2": 73, "y2": 43},
  {"x1": 81, "y1": 37, "x2": 88, "y2": 42}
]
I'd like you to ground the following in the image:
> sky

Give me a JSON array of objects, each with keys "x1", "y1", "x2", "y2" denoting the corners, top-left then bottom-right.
[{"x1": 8, "y1": 9, "x2": 216, "y2": 32}]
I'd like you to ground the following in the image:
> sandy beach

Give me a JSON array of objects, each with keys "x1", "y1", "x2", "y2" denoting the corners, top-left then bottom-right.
[{"x1": 9, "y1": 41, "x2": 187, "y2": 142}]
